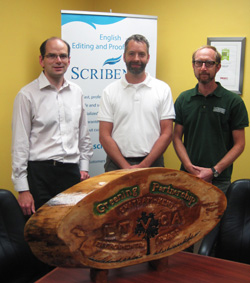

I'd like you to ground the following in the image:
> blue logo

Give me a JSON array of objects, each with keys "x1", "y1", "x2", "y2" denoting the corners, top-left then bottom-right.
[
  {"x1": 71, "y1": 67, "x2": 126, "y2": 80},
  {"x1": 93, "y1": 144, "x2": 103, "y2": 150},
  {"x1": 61, "y1": 14, "x2": 125, "y2": 29},
  {"x1": 103, "y1": 55, "x2": 122, "y2": 66}
]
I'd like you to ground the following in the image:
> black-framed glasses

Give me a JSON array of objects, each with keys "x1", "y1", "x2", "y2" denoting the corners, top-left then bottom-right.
[
  {"x1": 193, "y1": 60, "x2": 218, "y2": 68},
  {"x1": 44, "y1": 53, "x2": 69, "y2": 60}
]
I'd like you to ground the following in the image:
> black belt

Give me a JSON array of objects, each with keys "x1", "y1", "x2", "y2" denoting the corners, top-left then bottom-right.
[
  {"x1": 125, "y1": 156, "x2": 147, "y2": 162},
  {"x1": 29, "y1": 160, "x2": 75, "y2": 167}
]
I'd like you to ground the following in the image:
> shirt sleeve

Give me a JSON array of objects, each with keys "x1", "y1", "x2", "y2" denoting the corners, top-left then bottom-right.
[
  {"x1": 230, "y1": 99, "x2": 249, "y2": 130},
  {"x1": 160, "y1": 84, "x2": 176, "y2": 120},
  {"x1": 11, "y1": 91, "x2": 31, "y2": 192},
  {"x1": 78, "y1": 96, "x2": 93, "y2": 172},
  {"x1": 97, "y1": 87, "x2": 114, "y2": 123},
  {"x1": 174, "y1": 94, "x2": 184, "y2": 125}
]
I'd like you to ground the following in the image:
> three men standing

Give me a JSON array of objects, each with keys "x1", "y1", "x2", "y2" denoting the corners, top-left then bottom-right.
[{"x1": 12, "y1": 35, "x2": 248, "y2": 219}]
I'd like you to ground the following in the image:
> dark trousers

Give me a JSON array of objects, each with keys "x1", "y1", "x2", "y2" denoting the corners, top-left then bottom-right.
[
  {"x1": 27, "y1": 161, "x2": 80, "y2": 210},
  {"x1": 104, "y1": 155, "x2": 165, "y2": 172}
]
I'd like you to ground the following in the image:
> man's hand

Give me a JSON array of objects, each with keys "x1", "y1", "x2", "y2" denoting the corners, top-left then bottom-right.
[
  {"x1": 192, "y1": 165, "x2": 213, "y2": 183},
  {"x1": 18, "y1": 191, "x2": 35, "y2": 215},
  {"x1": 129, "y1": 163, "x2": 143, "y2": 169},
  {"x1": 80, "y1": 171, "x2": 90, "y2": 181}
]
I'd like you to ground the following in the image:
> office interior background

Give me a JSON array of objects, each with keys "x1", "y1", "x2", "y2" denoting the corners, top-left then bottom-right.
[{"x1": 1, "y1": 0, "x2": 249, "y2": 197}]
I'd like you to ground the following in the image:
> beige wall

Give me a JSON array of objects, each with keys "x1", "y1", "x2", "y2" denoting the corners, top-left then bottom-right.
[{"x1": 1, "y1": 0, "x2": 249, "y2": 197}]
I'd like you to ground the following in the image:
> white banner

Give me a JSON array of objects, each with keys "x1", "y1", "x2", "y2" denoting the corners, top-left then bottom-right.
[{"x1": 61, "y1": 10, "x2": 157, "y2": 176}]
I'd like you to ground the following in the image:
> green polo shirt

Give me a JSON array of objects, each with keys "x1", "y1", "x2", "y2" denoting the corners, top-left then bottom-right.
[{"x1": 174, "y1": 83, "x2": 249, "y2": 181}]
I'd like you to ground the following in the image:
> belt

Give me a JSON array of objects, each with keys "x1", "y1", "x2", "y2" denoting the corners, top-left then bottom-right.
[
  {"x1": 125, "y1": 156, "x2": 147, "y2": 162},
  {"x1": 29, "y1": 160, "x2": 75, "y2": 167}
]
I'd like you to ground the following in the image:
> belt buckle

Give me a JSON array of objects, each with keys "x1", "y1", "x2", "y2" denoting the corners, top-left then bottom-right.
[{"x1": 53, "y1": 160, "x2": 57, "y2": 166}]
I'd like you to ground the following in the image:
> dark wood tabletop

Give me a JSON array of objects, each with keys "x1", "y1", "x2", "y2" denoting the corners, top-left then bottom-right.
[{"x1": 36, "y1": 251, "x2": 250, "y2": 283}]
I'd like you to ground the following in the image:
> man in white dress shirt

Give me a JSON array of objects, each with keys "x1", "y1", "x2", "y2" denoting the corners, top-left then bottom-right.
[
  {"x1": 12, "y1": 37, "x2": 93, "y2": 215},
  {"x1": 98, "y1": 34, "x2": 175, "y2": 171}
]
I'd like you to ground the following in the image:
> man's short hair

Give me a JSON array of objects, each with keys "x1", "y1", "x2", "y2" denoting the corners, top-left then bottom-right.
[
  {"x1": 192, "y1": 45, "x2": 221, "y2": 64},
  {"x1": 40, "y1": 37, "x2": 71, "y2": 59},
  {"x1": 124, "y1": 34, "x2": 150, "y2": 54}
]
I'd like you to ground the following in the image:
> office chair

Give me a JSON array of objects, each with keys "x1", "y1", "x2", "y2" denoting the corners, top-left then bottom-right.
[
  {"x1": 0, "y1": 189, "x2": 51, "y2": 283},
  {"x1": 198, "y1": 179, "x2": 250, "y2": 264}
]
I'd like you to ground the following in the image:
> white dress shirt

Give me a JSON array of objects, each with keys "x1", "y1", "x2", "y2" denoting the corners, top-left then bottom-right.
[
  {"x1": 12, "y1": 72, "x2": 93, "y2": 192},
  {"x1": 98, "y1": 73, "x2": 175, "y2": 157}
]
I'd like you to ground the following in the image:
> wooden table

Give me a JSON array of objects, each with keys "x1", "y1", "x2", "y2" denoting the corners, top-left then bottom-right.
[{"x1": 36, "y1": 252, "x2": 250, "y2": 282}]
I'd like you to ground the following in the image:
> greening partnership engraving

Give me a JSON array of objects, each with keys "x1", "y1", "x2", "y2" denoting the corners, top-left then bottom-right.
[
  {"x1": 150, "y1": 181, "x2": 198, "y2": 207},
  {"x1": 94, "y1": 181, "x2": 198, "y2": 215}
]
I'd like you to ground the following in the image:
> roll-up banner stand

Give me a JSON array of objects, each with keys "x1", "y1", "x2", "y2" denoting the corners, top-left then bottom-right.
[{"x1": 61, "y1": 10, "x2": 158, "y2": 176}]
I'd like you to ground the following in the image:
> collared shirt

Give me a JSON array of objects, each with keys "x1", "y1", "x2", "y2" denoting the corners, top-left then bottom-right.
[
  {"x1": 98, "y1": 73, "x2": 175, "y2": 157},
  {"x1": 12, "y1": 72, "x2": 93, "y2": 192},
  {"x1": 174, "y1": 82, "x2": 249, "y2": 181}
]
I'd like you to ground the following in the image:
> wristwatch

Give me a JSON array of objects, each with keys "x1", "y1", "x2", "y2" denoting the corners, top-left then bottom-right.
[{"x1": 211, "y1": 167, "x2": 219, "y2": 178}]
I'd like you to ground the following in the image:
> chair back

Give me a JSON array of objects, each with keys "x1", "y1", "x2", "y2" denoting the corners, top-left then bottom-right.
[
  {"x1": 0, "y1": 189, "x2": 50, "y2": 282},
  {"x1": 216, "y1": 179, "x2": 250, "y2": 264}
]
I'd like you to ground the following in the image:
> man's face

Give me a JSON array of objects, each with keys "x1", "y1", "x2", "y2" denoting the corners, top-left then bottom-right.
[
  {"x1": 193, "y1": 48, "x2": 221, "y2": 84},
  {"x1": 39, "y1": 39, "x2": 70, "y2": 81},
  {"x1": 123, "y1": 40, "x2": 150, "y2": 75}
]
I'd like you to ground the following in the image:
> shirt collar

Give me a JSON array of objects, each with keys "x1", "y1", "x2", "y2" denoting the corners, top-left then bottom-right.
[
  {"x1": 192, "y1": 82, "x2": 223, "y2": 98},
  {"x1": 38, "y1": 72, "x2": 69, "y2": 90},
  {"x1": 121, "y1": 72, "x2": 153, "y2": 89}
]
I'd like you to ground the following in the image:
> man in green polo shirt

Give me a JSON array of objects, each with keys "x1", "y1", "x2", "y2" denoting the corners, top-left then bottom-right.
[{"x1": 173, "y1": 45, "x2": 248, "y2": 194}]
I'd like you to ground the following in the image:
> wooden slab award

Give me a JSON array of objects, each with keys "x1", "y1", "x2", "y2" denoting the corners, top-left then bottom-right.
[{"x1": 24, "y1": 168, "x2": 226, "y2": 281}]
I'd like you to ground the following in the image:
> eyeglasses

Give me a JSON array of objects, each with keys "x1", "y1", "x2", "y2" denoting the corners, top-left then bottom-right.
[
  {"x1": 193, "y1": 60, "x2": 218, "y2": 68},
  {"x1": 44, "y1": 53, "x2": 69, "y2": 61}
]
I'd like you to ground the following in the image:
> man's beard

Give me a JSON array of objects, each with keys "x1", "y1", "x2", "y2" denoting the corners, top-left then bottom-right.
[
  {"x1": 197, "y1": 72, "x2": 215, "y2": 85},
  {"x1": 126, "y1": 61, "x2": 146, "y2": 75}
]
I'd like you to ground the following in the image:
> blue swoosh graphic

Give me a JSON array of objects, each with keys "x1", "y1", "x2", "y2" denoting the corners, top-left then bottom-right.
[
  {"x1": 103, "y1": 55, "x2": 122, "y2": 66},
  {"x1": 62, "y1": 14, "x2": 125, "y2": 29}
]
